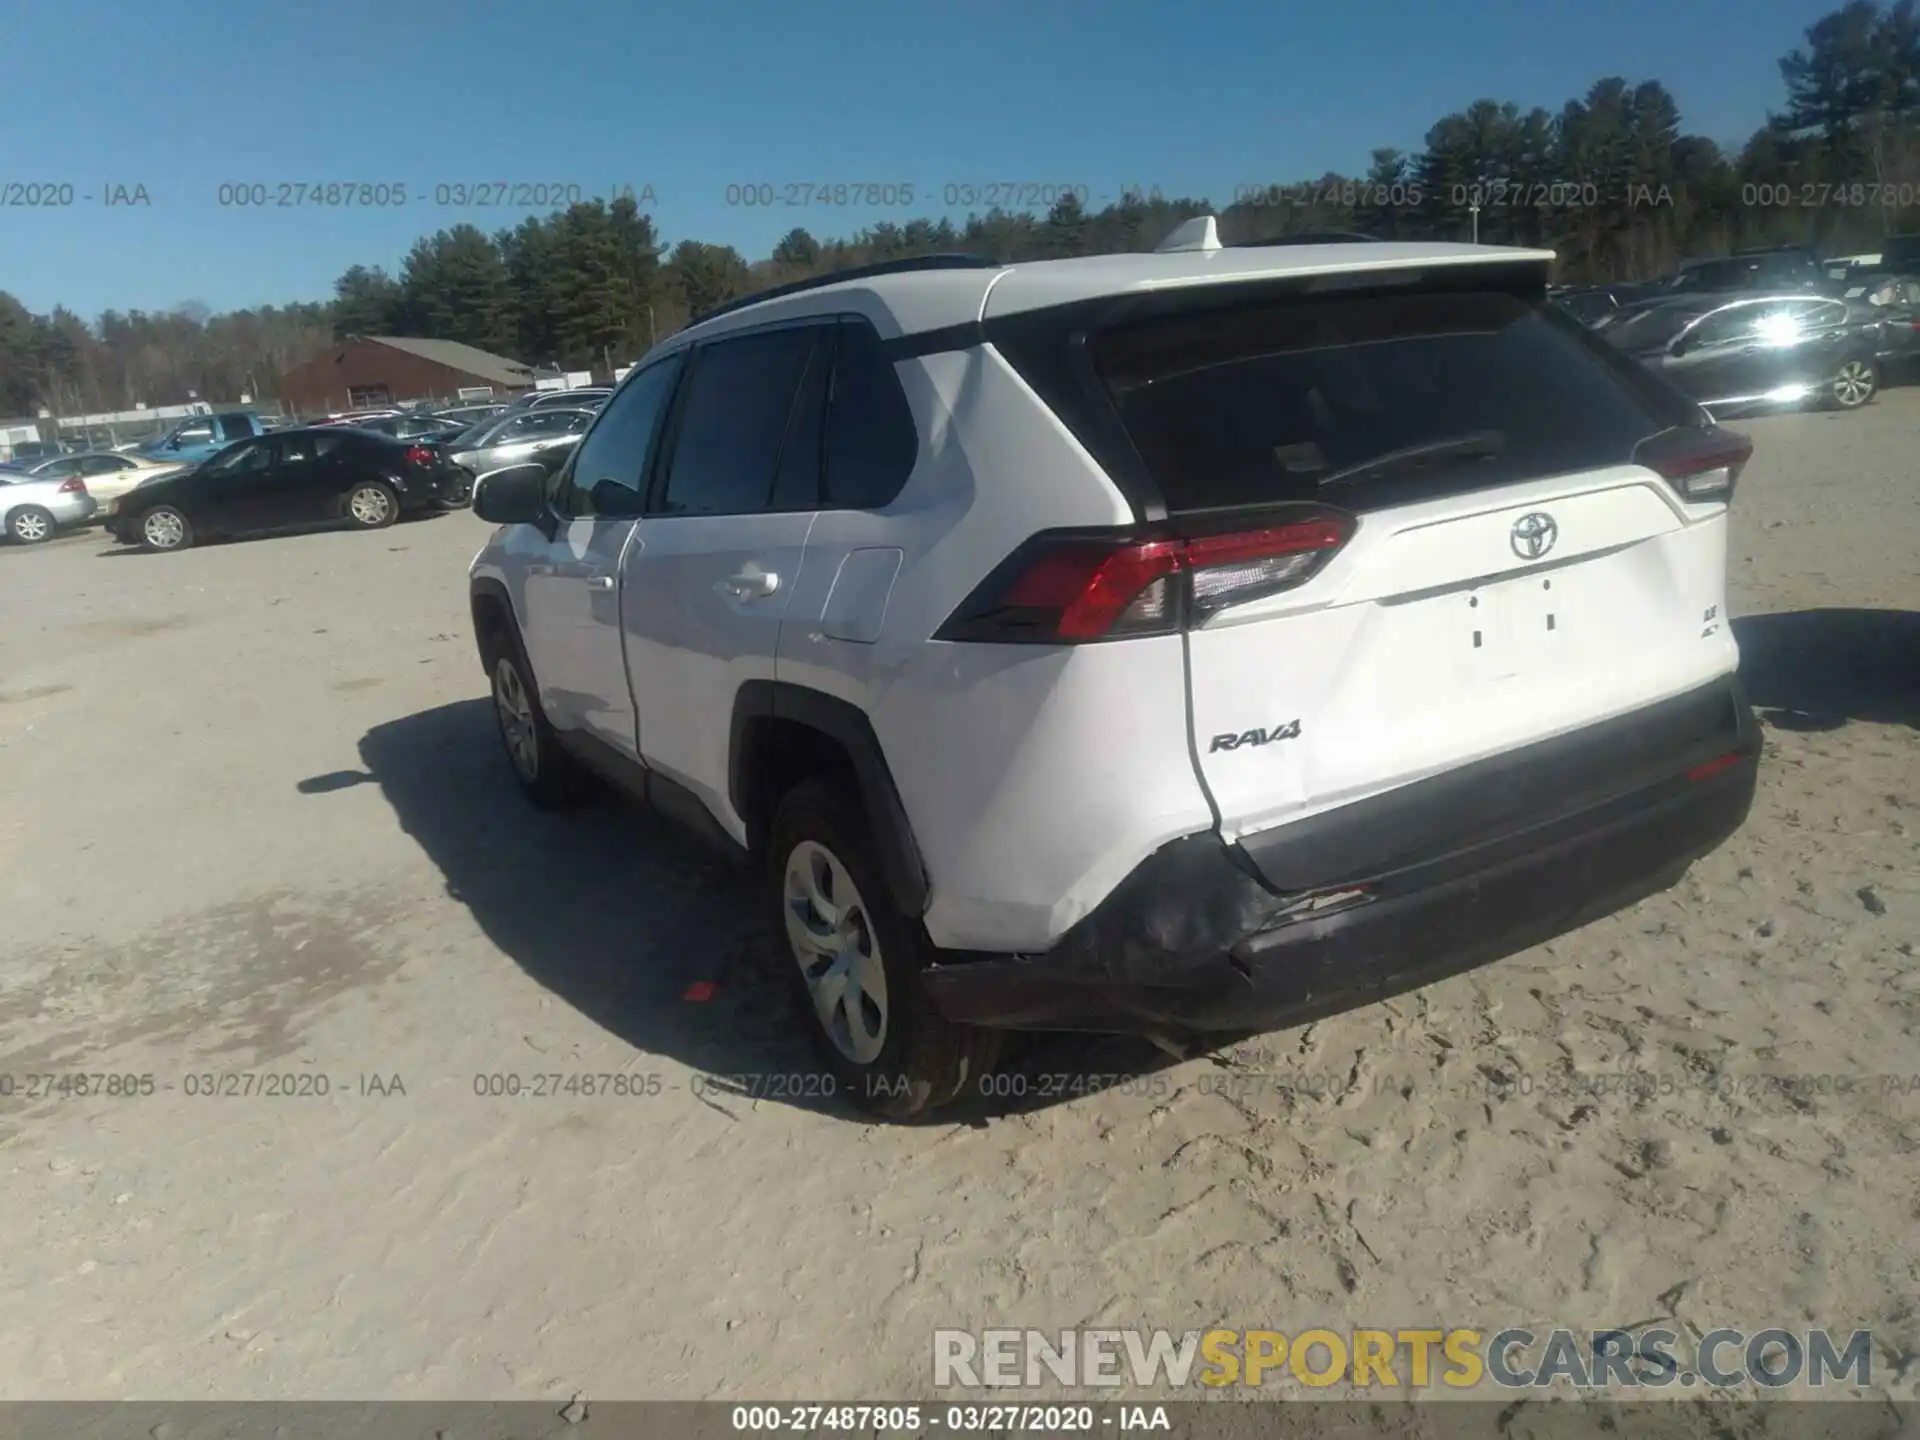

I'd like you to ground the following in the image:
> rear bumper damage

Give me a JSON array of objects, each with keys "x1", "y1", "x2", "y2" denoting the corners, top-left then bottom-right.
[{"x1": 922, "y1": 676, "x2": 1760, "y2": 1036}]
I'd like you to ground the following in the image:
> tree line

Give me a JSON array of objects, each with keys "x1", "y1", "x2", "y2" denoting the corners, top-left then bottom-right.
[{"x1": 2, "y1": 0, "x2": 1914, "y2": 421}]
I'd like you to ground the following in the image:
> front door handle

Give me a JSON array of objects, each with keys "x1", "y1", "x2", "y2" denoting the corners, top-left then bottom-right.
[
  {"x1": 585, "y1": 575, "x2": 615, "y2": 592},
  {"x1": 721, "y1": 568, "x2": 780, "y2": 599}
]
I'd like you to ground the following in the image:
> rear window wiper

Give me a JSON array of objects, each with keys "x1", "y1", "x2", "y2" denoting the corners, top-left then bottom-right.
[{"x1": 1312, "y1": 430, "x2": 1507, "y2": 493}]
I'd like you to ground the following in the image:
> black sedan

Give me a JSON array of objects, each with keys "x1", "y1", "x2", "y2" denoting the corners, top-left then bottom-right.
[
  {"x1": 107, "y1": 426, "x2": 472, "y2": 552},
  {"x1": 1603, "y1": 293, "x2": 1885, "y2": 413}
]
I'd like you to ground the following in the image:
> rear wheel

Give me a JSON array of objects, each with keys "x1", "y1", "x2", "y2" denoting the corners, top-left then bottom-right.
[
  {"x1": 767, "y1": 778, "x2": 999, "y2": 1119},
  {"x1": 1828, "y1": 358, "x2": 1879, "y2": 410},
  {"x1": 6, "y1": 506, "x2": 54, "y2": 544},
  {"x1": 345, "y1": 480, "x2": 399, "y2": 529},
  {"x1": 137, "y1": 506, "x2": 194, "y2": 551}
]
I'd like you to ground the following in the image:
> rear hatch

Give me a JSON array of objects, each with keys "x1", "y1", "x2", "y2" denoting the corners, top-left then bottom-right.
[{"x1": 1076, "y1": 270, "x2": 1741, "y2": 848}]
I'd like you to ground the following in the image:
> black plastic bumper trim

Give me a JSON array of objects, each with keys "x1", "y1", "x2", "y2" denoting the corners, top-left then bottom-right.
[{"x1": 922, "y1": 678, "x2": 1758, "y2": 1035}]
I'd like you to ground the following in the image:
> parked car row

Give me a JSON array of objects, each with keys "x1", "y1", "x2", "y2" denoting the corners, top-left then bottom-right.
[
  {"x1": 0, "y1": 388, "x2": 622, "y2": 548},
  {"x1": 1601, "y1": 291, "x2": 1908, "y2": 412},
  {"x1": 96, "y1": 425, "x2": 473, "y2": 550},
  {"x1": 1550, "y1": 247, "x2": 1919, "y2": 416}
]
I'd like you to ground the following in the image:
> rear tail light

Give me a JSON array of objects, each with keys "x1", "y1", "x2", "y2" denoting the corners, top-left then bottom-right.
[
  {"x1": 1633, "y1": 424, "x2": 1754, "y2": 502},
  {"x1": 936, "y1": 512, "x2": 1353, "y2": 644},
  {"x1": 405, "y1": 445, "x2": 435, "y2": 467},
  {"x1": 57, "y1": 477, "x2": 86, "y2": 494}
]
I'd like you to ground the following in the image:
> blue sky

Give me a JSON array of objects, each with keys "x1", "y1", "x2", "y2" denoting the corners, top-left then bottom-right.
[{"x1": 3, "y1": 0, "x2": 1833, "y2": 320}]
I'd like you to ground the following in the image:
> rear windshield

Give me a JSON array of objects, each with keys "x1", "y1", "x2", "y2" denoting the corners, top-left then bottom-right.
[{"x1": 1090, "y1": 288, "x2": 1697, "y2": 514}]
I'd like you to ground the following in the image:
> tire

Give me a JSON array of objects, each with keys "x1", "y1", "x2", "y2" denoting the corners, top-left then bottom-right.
[
  {"x1": 1827, "y1": 358, "x2": 1879, "y2": 410},
  {"x1": 6, "y1": 505, "x2": 55, "y2": 545},
  {"x1": 344, "y1": 480, "x2": 400, "y2": 529},
  {"x1": 136, "y1": 505, "x2": 194, "y2": 551},
  {"x1": 767, "y1": 777, "x2": 1001, "y2": 1119},
  {"x1": 483, "y1": 624, "x2": 595, "y2": 809}
]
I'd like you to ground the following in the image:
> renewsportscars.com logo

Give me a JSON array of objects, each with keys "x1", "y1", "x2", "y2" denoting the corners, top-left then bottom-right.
[{"x1": 933, "y1": 1327, "x2": 1874, "y2": 1391}]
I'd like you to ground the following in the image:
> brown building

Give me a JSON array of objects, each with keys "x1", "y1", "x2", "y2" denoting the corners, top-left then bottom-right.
[{"x1": 278, "y1": 335, "x2": 535, "y2": 416}]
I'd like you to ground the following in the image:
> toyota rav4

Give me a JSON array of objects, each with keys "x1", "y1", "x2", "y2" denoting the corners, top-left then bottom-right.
[{"x1": 467, "y1": 220, "x2": 1760, "y2": 1117}]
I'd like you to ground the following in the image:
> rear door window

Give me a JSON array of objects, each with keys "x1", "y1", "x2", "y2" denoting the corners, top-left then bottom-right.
[
  {"x1": 1692, "y1": 304, "x2": 1763, "y2": 346},
  {"x1": 655, "y1": 327, "x2": 822, "y2": 517},
  {"x1": 1089, "y1": 289, "x2": 1694, "y2": 514}
]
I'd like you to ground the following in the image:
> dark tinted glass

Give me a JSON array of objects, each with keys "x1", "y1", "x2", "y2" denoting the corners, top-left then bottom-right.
[
  {"x1": 1668, "y1": 259, "x2": 1754, "y2": 292},
  {"x1": 659, "y1": 328, "x2": 819, "y2": 517},
  {"x1": 218, "y1": 441, "x2": 271, "y2": 475},
  {"x1": 1092, "y1": 290, "x2": 1692, "y2": 514},
  {"x1": 1691, "y1": 305, "x2": 1761, "y2": 345},
  {"x1": 555, "y1": 356, "x2": 684, "y2": 518},
  {"x1": 1608, "y1": 303, "x2": 1708, "y2": 350},
  {"x1": 822, "y1": 323, "x2": 918, "y2": 509},
  {"x1": 770, "y1": 335, "x2": 831, "y2": 510}
]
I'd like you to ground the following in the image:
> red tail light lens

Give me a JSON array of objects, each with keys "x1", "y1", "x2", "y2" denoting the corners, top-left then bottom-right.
[
  {"x1": 937, "y1": 513, "x2": 1353, "y2": 644},
  {"x1": 405, "y1": 445, "x2": 434, "y2": 467},
  {"x1": 1686, "y1": 751, "x2": 1746, "y2": 783},
  {"x1": 1633, "y1": 425, "x2": 1753, "y2": 502},
  {"x1": 57, "y1": 476, "x2": 86, "y2": 494}
]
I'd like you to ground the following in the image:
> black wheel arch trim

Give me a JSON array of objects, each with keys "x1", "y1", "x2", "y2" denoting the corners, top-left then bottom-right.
[
  {"x1": 468, "y1": 578, "x2": 519, "y2": 672},
  {"x1": 731, "y1": 680, "x2": 931, "y2": 917}
]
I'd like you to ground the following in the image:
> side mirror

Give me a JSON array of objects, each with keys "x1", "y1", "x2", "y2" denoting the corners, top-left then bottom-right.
[{"x1": 472, "y1": 463, "x2": 550, "y2": 525}]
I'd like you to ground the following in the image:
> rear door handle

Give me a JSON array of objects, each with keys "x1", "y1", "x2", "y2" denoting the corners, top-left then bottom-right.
[
  {"x1": 585, "y1": 575, "x2": 614, "y2": 592},
  {"x1": 721, "y1": 568, "x2": 780, "y2": 598}
]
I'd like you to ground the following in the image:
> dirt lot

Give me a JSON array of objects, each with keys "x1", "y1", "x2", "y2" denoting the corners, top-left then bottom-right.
[{"x1": 1, "y1": 394, "x2": 1916, "y2": 1408}]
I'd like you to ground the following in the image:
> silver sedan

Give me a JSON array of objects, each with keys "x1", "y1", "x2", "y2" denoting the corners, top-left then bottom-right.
[
  {"x1": 443, "y1": 408, "x2": 596, "y2": 480},
  {"x1": 1, "y1": 471, "x2": 99, "y2": 544}
]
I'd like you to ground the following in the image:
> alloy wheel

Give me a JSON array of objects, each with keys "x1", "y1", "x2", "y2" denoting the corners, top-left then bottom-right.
[
  {"x1": 11, "y1": 511, "x2": 49, "y2": 542},
  {"x1": 493, "y1": 657, "x2": 540, "y2": 781},
  {"x1": 349, "y1": 486, "x2": 393, "y2": 525},
  {"x1": 1832, "y1": 361, "x2": 1876, "y2": 408},
  {"x1": 783, "y1": 840, "x2": 888, "y2": 1064},
  {"x1": 142, "y1": 510, "x2": 185, "y2": 548}
]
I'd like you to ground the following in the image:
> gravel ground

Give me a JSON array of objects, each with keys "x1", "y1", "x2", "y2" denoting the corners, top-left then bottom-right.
[{"x1": 0, "y1": 391, "x2": 1915, "y2": 1412}]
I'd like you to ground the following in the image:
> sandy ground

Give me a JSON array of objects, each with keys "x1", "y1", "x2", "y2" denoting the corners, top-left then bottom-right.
[{"x1": 0, "y1": 392, "x2": 1915, "y2": 1413}]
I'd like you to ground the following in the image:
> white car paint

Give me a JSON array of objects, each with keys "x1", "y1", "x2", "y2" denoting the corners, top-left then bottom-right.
[{"x1": 473, "y1": 234, "x2": 1741, "y2": 958}]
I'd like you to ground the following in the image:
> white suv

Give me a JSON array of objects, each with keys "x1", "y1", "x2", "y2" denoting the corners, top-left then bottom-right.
[{"x1": 467, "y1": 219, "x2": 1761, "y2": 1117}]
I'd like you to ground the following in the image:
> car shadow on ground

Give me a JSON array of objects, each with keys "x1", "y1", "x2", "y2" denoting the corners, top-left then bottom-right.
[
  {"x1": 94, "y1": 509, "x2": 454, "y2": 557},
  {"x1": 1734, "y1": 607, "x2": 1919, "y2": 731},
  {"x1": 319, "y1": 698, "x2": 1183, "y2": 1125}
]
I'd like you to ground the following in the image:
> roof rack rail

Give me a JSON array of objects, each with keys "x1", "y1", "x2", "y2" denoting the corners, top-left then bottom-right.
[{"x1": 690, "y1": 253, "x2": 1003, "y2": 327}]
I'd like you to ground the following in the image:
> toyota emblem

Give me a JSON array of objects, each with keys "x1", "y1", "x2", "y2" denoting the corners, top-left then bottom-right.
[{"x1": 1510, "y1": 511, "x2": 1558, "y2": 560}]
